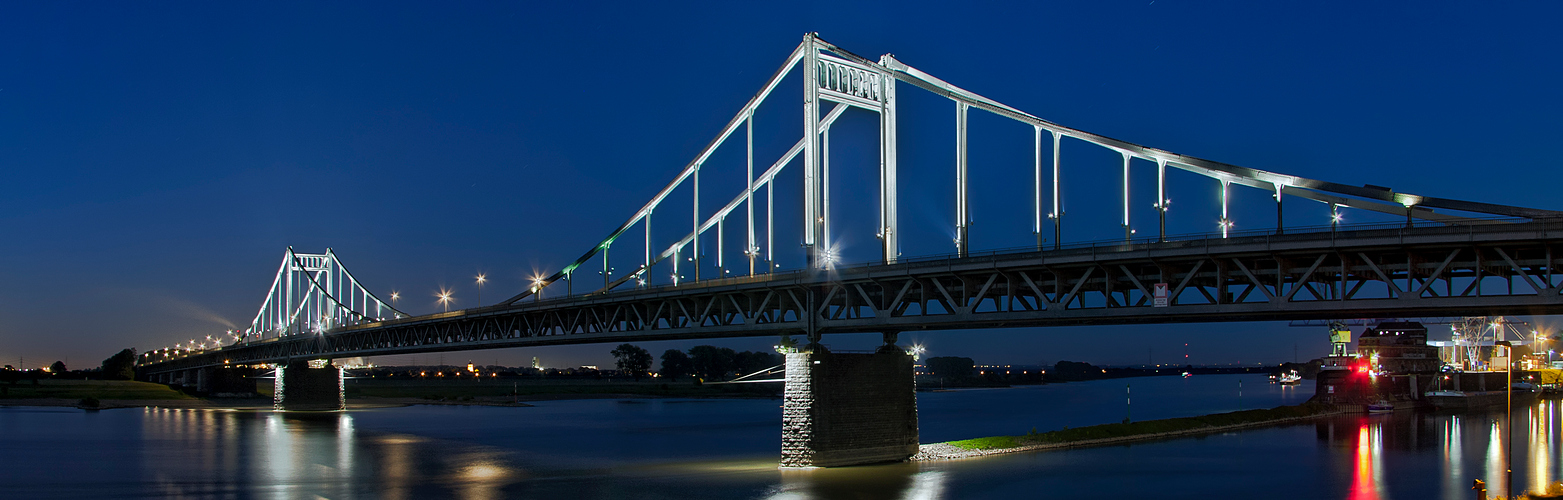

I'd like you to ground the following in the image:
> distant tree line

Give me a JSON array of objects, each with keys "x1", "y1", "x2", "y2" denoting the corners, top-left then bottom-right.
[
  {"x1": 923, "y1": 356, "x2": 975, "y2": 381},
  {"x1": 610, "y1": 344, "x2": 654, "y2": 380},
  {"x1": 102, "y1": 349, "x2": 136, "y2": 380},
  {"x1": 609, "y1": 344, "x2": 782, "y2": 382},
  {"x1": 921, "y1": 356, "x2": 1045, "y2": 386},
  {"x1": 0, "y1": 348, "x2": 139, "y2": 389},
  {"x1": 1047, "y1": 360, "x2": 1104, "y2": 382}
]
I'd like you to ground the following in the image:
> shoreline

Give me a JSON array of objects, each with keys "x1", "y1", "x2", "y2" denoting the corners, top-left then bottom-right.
[
  {"x1": 913, "y1": 404, "x2": 1356, "y2": 462},
  {"x1": 0, "y1": 392, "x2": 780, "y2": 411}
]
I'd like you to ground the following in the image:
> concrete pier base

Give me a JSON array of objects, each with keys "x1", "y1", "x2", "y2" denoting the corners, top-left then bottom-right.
[
  {"x1": 275, "y1": 360, "x2": 344, "y2": 411},
  {"x1": 207, "y1": 367, "x2": 261, "y2": 396},
  {"x1": 780, "y1": 350, "x2": 919, "y2": 468},
  {"x1": 195, "y1": 368, "x2": 209, "y2": 393}
]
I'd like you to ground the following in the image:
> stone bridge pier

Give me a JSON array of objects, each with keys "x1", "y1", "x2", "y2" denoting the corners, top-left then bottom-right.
[
  {"x1": 274, "y1": 359, "x2": 344, "y2": 411},
  {"x1": 194, "y1": 368, "x2": 208, "y2": 393},
  {"x1": 780, "y1": 335, "x2": 919, "y2": 468}
]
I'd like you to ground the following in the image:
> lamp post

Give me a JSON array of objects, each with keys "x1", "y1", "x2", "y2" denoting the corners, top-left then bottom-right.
[
  {"x1": 438, "y1": 290, "x2": 452, "y2": 313},
  {"x1": 1497, "y1": 340, "x2": 1513, "y2": 498},
  {"x1": 1532, "y1": 331, "x2": 1550, "y2": 366},
  {"x1": 475, "y1": 274, "x2": 486, "y2": 308}
]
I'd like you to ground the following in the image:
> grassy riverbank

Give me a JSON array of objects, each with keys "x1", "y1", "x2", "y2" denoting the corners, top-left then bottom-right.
[
  {"x1": 921, "y1": 403, "x2": 1343, "y2": 459},
  {"x1": 0, "y1": 380, "x2": 193, "y2": 401}
]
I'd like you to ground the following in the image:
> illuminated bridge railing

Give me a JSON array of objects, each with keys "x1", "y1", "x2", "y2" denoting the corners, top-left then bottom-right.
[{"x1": 826, "y1": 217, "x2": 1541, "y2": 272}]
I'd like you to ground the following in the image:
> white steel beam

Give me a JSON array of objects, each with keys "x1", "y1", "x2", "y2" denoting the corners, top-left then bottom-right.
[
  {"x1": 1033, "y1": 125, "x2": 1042, "y2": 250},
  {"x1": 693, "y1": 164, "x2": 700, "y2": 281},
  {"x1": 1051, "y1": 131, "x2": 1062, "y2": 250},
  {"x1": 746, "y1": 112, "x2": 756, "y2": 275},
  {"x1": 823, "y1": 126, "x2": 831, "y2": 251},
  {"x1": 956, "y1": 101, "x2": 969, "y2": 257},
  {"x1": 1122, "y1": 153, "x2": 1131, "y2": 242},
  {"x1": 803, "y1": 36, "x2": 822, "y2": 267},
  {"x1": 502, "y1": 41, "x2": 810, "y2": 304},
  {"x1": 1157, "y1": 159, "x2": 1167, "y2": 242},
  {"x1": 880, "y1": 62, "x2": 899, "y2": 264},
  {"x1": 653, "y1": 105, "x2": 849, "y2": 265}
]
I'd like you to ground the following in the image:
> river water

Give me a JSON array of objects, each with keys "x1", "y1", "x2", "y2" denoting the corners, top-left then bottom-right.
[{"x1": 2, "y1": 374, "x2": 1558, "y2": 499}]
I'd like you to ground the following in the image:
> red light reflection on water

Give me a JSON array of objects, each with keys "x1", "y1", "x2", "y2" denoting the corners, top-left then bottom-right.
[{"x1": 1350, "y1": 422, "x2": 1385, "y2": 500}]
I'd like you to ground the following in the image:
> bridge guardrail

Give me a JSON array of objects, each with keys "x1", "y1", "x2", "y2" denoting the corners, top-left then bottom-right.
[
  {"x1": 828, "y1": 216, "x2": 1543, "y2": 270},
  {"x1": 220, "y1": 215, "x2": 1557, "y2": 343}
]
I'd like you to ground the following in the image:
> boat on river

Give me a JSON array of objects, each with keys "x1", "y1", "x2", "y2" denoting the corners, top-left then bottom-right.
[{"x1": 1277, "y1": 370, "x2": 1302, "y2": 385}]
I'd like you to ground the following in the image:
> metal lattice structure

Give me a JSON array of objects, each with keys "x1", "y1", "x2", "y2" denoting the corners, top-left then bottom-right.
[
  {"x1": 245, "y1": 247, "x2": 405, "y2": 341},
  {"x1": 141, "y1": 34, "x2": 1563, "y2": 374}
]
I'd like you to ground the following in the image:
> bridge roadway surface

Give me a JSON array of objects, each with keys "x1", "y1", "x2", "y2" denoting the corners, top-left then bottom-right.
[{"x1": 141, "y1": 221, "x2": 1563, "y2": 375}]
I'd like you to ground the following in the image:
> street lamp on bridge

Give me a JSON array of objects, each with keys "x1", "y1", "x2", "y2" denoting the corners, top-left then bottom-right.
[
  {"x1": 475, "y1": 273, "x2": 486, "y2": 307},
  {"x1": 437, "y1": 289, "x2": 453, "y2": 313}
]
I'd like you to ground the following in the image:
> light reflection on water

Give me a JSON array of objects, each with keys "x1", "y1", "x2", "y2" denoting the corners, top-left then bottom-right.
[
  {"x1": 1349, "y1": 423, "x2": 1382, "y2": 500},
  {"x1": 1533, "y1": 399, "x2": 1558, "y2": 496},
  {"x1": 1486, "y1": 420, "x2": 1506, "y2": 498},
  {"x1": 134, "y1": 409, "x2": 530, "y2": 499},
  {"x1": 1442, "y1": 414, "x2": 1464, "y2": 500},
  {"x1": 114, "y1": 407, "x2": 952, "y2": 499},
  {"x1": 1, "y1": 379, "x2": 1559, "y2": 499},
  {"x1": 766, "y1": 466, "x2": 946, "y2": 500},
  {"x1": 1315, "y1": 400, "x2": 1563, "y2": 500}
]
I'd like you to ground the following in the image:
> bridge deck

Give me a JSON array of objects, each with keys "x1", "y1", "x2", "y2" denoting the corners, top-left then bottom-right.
[{"x1": 142, "y1": 221, "x2": 1563, "y2": 374}]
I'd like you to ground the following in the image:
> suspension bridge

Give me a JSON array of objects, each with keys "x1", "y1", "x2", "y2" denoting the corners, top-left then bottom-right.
[{"x1": 135, "y1": 34, "x2": 1563, "y2": 467}]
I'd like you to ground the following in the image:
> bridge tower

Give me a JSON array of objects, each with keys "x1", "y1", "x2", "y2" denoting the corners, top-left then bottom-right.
[{"x1": 245, "y1": 247, "x2": 404, "y2": 342}]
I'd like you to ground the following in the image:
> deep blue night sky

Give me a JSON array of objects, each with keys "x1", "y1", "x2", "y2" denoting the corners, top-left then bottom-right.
[{"x1": 3, "y1": 2, "x2": 1561, "y2": 370}]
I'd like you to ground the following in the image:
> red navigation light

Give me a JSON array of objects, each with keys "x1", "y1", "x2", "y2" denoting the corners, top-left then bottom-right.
[{"x1": 1355, "y1": 364, "x2": 1369, "y2": 375}]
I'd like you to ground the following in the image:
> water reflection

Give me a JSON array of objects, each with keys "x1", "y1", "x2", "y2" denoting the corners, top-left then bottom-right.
[
  {"x1": 450, "y1": 451, "x2": 520, "y2": 500},
  {"x1": 377, "y1": 434, "x2": 419, "y2": 500},
  {"x1": 1349, "y1": 423, "x2": 1384, "y2": 500},
  {"x1": 6, "y1": 389, "x2": 1561, "y2": 499},
  {"x1": 768, "y1": 465, "x2": 944, "y2": 500},
  {"x1": 138, "y1": 409, "x2": 521, "y2": 499},
  {"x1": 1532, "y1": 400, "x2": 1558, "y2": 495},
  {"x1": 1486, "y1": 420, "x2": 1506, "y2": 499},
  {"x1": 130, "y1": 406, "x2": 957, "y2": 499},
  {"x1": 1443, "y1": 415, "x2": 1464, "y2": 500},
  {"x1": 1316, "y1": 401, "x2": 1563, "y2": 500},
  {"x1": 106, "y1": 401, "x2": 1563, "y2": 499}
]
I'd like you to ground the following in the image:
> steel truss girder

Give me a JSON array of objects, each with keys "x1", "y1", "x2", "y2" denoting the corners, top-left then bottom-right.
[{"x1": 143, "y1": 222, "x2": 1563, "y2": 374}]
